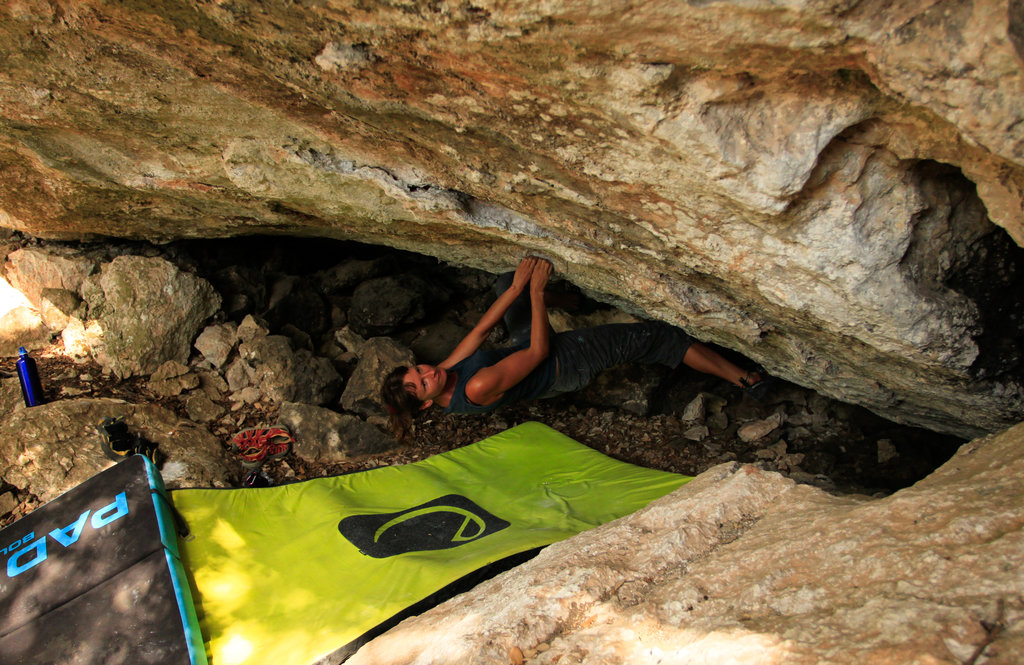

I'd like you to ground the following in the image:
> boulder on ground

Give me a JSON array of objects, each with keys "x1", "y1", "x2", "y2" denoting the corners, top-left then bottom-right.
[
  {"x1": 341, "y1": 337, "x2": 416, "y2": 417},
  {"x1": 194, "y1": 322, "x2": 239, "y2": 369},
  {"x1": 238, "y1": 334, "x2": 342, "y2": 405},
  {"x1": 38, "y1": 287, "x2": 85, "y2": 331},
  {"x1": 0, "y1": 305, "x2": 49, "y2": 357},
  {"x1": 3, "y1": 247, "x2": 97, "y2": 309},
  {"x1": 314, "y1": 257, "x2": 393, "y2": 295},
  {"x1": 83, "y1": 256, "x2": 221, "y2": 378},
  {"x1": 0, "y1": 276, "x2": 49, "y2": 355},
  {"x1": 349, "y1": 274, "x2": 448, "y2": 337},
  {"x1": 350, "y1": 422, "x2": 1024, "y2": 665},
  {"x1": 0, "y1": 397, "x2": 237, "y2": 503},
  {"x1": 279, "y1": 401, "x2": 395, "y2": 463},
  {"x1": 409, "y1": 319, "x2": 469, "y2": 366}
]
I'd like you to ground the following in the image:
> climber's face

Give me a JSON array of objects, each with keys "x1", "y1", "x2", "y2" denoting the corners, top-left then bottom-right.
[{"x1": 403, "y1": 364, "x2": 447, "y2": 407}]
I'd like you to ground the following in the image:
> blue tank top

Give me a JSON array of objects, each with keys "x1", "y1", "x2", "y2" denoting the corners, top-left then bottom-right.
[{"x1": 444, "y1": 344, "x2": 557, "y2": 414}]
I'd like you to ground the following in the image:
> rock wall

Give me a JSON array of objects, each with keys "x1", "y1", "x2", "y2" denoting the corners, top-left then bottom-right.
[
  {"x1": 1, "y1": 1, "x2": 1023, "y2": 437},
  {"x1": 349, "y1": 422, "x2": 1024, "y2": 665}
]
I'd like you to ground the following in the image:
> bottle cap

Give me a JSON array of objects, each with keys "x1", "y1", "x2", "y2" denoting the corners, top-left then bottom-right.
[{"x1": 19, "y1": 347, "x2": 27, "y2": 355}]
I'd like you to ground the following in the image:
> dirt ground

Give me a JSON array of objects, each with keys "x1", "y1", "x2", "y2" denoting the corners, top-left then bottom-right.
[
  {"x1": 2, "y1": 344, "x2": 965, "y2": 520},
  {"x1": 354, "y1": 373, "x2": 965, "y2": 497}
]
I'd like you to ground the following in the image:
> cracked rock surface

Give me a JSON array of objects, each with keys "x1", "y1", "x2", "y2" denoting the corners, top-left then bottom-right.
[{"x1": 0, "y1": 1, "x2": 1022, "y2": 436}]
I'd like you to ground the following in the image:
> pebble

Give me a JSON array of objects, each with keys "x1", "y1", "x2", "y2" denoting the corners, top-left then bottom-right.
[
  {"x1": 684, "y1": 425, "x2": 709, "y2": 441},
  {"x1": 0, "y1": 491, "x2": 19, "y2": 516}
]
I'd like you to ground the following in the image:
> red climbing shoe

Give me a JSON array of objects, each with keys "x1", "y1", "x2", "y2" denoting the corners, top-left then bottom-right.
[{"x1": 232, "y1": 425, "x2": 294, "y2": 469}]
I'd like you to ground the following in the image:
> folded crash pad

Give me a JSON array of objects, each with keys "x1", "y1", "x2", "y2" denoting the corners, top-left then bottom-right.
[
  {"x1": 0, "y1": 455, "x2": 206, "y2": 665},
  {"x1": 172, "y1": 421, "x2": 690, "y2": 665}
]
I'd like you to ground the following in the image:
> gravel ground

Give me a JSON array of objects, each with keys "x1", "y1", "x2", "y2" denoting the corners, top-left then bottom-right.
[
  {"x1": 346, "y1": 373, "x2": 964, "y2": 497},
  {"x1": 0, "y1": 335, "x2": 965, "y2": 532},
  {"x1": 29, "y1": 351, "x2": 960, "y2": 495}
]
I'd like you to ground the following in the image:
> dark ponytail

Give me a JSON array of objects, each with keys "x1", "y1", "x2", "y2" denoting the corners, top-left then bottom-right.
[{"x1": 380, "y1": 365, "x2": 423, "y2": 441}]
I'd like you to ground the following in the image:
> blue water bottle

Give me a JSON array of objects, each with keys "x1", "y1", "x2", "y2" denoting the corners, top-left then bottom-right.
[{"x1": 16, "y1": 347, "x2": 45, "y2": 407}]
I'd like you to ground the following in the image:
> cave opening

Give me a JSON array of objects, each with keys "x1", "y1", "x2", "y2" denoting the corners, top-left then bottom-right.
[
  {"x1": 160, "y1": 234, "x2": 967, "y2": 495},
  {"x1": 903, "y1": 159, "x2": 1024, "y2": 386},
  {"x1": 1, "y1": 231, "x2": 969, "y2": 512}
]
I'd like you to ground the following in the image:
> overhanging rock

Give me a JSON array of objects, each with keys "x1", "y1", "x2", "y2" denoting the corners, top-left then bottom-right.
[{"x1": 0, "y1": 1, "x2": 1022, "y2": 436}]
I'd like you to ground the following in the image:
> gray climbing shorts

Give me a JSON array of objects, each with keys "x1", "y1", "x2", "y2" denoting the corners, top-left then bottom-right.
[
  {"x1": 494, "y1": 271, "x2": 693, "y2": 398},
  {"x1": 542, "y1": 321, "x2": 692, "y2": 397}
]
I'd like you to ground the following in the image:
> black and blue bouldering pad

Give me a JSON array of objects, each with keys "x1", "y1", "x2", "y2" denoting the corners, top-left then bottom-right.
[{"x1": 0, "y1": 455, "x2": 206, "y2": 665}]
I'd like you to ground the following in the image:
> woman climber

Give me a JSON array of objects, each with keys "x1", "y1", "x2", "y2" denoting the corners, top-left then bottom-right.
[{"x1": 381, "y1": 256, "x2": 769, "y2": 439}]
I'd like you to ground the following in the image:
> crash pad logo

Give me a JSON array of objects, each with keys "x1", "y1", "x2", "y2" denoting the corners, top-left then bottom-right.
[
  {"x1": 339, "y1": 494, "x2": 510, "y2": 558},
  {"x1": 2, "y1": 491, "x2": 130, "y2": 579}
]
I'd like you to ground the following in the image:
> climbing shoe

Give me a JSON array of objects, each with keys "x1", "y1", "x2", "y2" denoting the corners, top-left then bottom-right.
[
  {"x1": 739, "y1": 372, "x2": 775, "y2": 402},
  {"x1": 97, "y1": 416, "x2": 133, "y2": 461},
  {"x1": 97, "y1": 416, "x2": 161, "y2": 464},
  {"x1": 232, "y1": 425, "x2": 294, "y2": 469}
]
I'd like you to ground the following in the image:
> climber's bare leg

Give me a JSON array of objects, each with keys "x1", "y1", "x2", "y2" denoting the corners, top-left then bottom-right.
[{"x1": 682, "y1": 342, "x2": 760, "y2": 387}]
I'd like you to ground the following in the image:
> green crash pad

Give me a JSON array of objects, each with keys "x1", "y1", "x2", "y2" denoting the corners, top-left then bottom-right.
[{"x1": 172, "y1": 421, "x2": 690, "y2": 665}]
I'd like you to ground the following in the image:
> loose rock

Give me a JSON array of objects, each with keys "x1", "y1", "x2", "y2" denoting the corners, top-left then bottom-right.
[
  {"x1": 341, "y1": 337, "x2": 416, "y2": 417},
  {"x1": 738, "y1": 412, "x2": 785, "y2": 442},
  {"x1": 85, "y1": 256, "x2": 221, "y2": 378},
  {"x1": 279, "y1": 402, "x2": 395, "y2": 463},
  {"x1": 195, "y1": 322, "x2": 239, "y2": 369}
]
